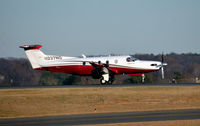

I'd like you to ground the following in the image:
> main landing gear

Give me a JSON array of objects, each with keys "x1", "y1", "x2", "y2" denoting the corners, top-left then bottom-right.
[
  {"x1": 100, "y1": 67, "x2": 114, "y2": 84},
  {"x1": 90, "y1": 63, "x2": 115, "y2": 85},
  {"x1": 100, "y1": 76, "x2": 114, "y2": 84}
]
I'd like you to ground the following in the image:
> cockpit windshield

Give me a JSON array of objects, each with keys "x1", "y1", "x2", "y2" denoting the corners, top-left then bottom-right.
[{"x1": 126, "y1": 56, "x2": 138, "y2": 62}]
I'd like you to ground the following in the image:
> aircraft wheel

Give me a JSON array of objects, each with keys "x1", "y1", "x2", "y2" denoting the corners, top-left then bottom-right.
[{"x1": 100, "y1": 78, "x2": 106, "y2": 85}]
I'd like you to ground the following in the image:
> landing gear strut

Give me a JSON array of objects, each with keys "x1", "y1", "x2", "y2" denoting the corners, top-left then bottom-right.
[
  {"x1": 99, "y1": 67, "x2": 114, "y2": 84},
  {"x1": 142, "y1": 74, "x2": 145, "y2": 83}
]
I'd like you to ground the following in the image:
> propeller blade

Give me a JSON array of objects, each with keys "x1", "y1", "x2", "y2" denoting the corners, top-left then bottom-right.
[
  {"x1": 160, "y1": 52, "x2": 167, "y2": 79},
  {"x1": 161, "y1": 67, "x2": 164, "y2": 79},
  {"x1": 161, "y1": 52, "x2": 164, "y2": 63}
]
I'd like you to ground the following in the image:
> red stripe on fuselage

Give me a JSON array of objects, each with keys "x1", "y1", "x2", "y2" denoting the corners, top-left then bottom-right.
[{"x1": 35, "y1": 65, "x2": 158, "y2": 75}]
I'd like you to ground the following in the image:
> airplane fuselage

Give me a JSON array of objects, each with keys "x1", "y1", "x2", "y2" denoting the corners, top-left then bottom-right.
[
  {"x1": 20, "y1": 45, "x2": 167, "y2": 84},
  {"x1": 36, "y1": 55, "x2": 161, "y2": 75}
]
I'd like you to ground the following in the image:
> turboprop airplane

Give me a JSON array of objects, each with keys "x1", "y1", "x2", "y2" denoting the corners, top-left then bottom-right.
[{"x1": 20, "y1": 45, "x2": 167, "y2": 84}]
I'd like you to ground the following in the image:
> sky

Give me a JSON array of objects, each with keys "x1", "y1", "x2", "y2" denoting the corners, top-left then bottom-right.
[{"x1": 0, "y1": 0, "x2": 200, "y2": 58}]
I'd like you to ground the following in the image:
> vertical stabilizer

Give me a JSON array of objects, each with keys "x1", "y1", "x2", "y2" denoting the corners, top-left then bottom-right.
[{"x1": 20, "y1": 45, "x2": 46, "y2": 69}]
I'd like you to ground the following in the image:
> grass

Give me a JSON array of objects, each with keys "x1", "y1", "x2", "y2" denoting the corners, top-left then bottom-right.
[{"x1": 0, "y1": 86, "x2": 200, "y2": 118}]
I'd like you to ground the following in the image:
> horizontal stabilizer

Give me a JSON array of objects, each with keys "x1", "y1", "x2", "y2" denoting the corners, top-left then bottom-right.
[{"x1": 19, "y1": 45, "x2": 42, "y2": 51}]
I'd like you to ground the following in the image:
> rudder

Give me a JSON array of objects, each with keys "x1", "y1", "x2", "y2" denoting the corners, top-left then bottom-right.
[{"x1": 20, "y1": 45, "x2": 46, "y2": 69}]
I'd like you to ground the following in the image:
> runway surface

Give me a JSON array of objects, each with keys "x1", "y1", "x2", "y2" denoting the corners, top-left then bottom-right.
[
  {"x1": 1, "y1": 109, "x2": 200, "y2": 126},
  {"x1": 1, "y1": 83, "x2": 200, "y2": 89}
]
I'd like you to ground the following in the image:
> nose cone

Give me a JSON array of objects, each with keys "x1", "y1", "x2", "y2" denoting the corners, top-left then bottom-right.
[
  {"x1": 150, "y1": 61, "x2": 162, "y2": 69},
  {"x1": 155, "y1": 62, "x2": 167, "y2": 68}
]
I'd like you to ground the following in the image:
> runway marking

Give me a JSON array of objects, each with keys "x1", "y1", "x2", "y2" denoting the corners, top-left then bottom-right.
[{"x1": 1, "y1": 112, "x2": 200, "y2": 126}]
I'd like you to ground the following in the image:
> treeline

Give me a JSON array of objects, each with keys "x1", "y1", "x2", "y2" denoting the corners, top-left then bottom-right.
[{"x1": 0, "y1": 53, "x2": 200, "y2": 86}]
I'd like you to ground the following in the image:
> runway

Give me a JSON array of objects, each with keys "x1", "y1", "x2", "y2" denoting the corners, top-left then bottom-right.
[
  {"x1": 1, "y1": 83, "x2": 200, "y2": 89},
  {"x1": 1, "y1": 109, "x2": 200, "y2": 126}
]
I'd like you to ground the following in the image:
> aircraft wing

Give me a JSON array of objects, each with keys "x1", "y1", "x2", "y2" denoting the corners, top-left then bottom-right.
[
  {"x1": 89, "y1": 62, "x2": 107, "y2": 68},
  {"x1": 40, "y1": 58, "x2": 115, "y2": 74}
]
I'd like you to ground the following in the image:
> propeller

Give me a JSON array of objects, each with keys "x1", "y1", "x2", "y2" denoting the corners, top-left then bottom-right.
[
  {"x1": 160, "y1": 52, "x2": 167, "y2": 79},
  {"x1": 161, "y1": 65, "x2": 164, "y2": 79}
]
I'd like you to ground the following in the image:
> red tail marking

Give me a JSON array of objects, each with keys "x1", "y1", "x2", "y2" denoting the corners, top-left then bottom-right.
[{"x1": 19, "y1": 45, "x2": 42, "y2": 50}]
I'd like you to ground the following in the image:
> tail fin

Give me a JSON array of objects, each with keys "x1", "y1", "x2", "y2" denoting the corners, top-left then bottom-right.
[{"x1": 20, "y1": 45, "x2": 46, "y2": 69}]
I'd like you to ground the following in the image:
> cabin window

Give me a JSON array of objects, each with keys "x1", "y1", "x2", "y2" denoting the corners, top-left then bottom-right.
[
  {"x1": 106, "y1": 60, "x2": 109, "y2": 66},
  {"x1": 126, "y1": 56, "x2": 138, "y2": 62},
  {"x1": 98, "y1": 61, "x2": 101, "y2": 64},
  {"x1": 126, "y1": 57, "x2": 131, "y2": 62},
  {"x1": 83, "y1": 62, "x2": 86, "y2": 65}
]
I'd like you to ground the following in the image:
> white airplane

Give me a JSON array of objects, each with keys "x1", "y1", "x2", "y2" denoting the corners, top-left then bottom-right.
[{"x1": 20, "y1": 45, "x2": 167, "y2": 84}]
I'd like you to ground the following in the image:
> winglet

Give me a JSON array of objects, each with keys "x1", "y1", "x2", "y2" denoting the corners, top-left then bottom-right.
[{"x1": 19, "y1": 45, "x2": 42, "y2": 51}]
